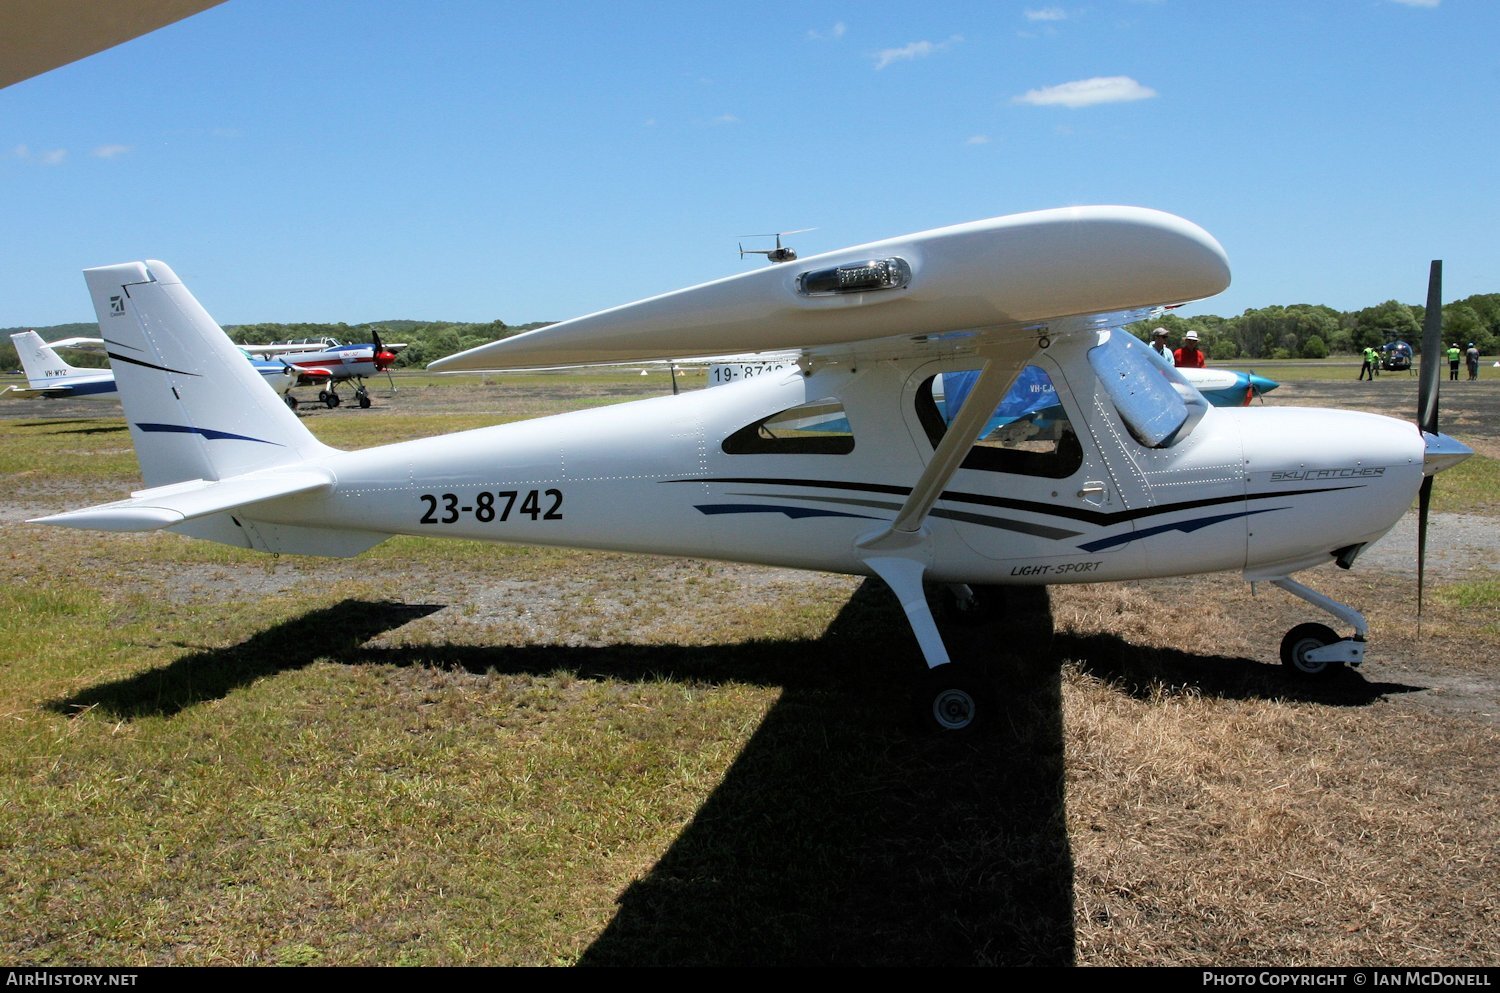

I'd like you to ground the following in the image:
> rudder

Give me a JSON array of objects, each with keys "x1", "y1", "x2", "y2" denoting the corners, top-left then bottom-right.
[{"x1": 84, "y1": 261, "x2": 333, "y2": 487}]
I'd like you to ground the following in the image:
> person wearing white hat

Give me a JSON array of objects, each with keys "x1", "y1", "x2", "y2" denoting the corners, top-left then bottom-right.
[
  {"x1": 1174, "y1": 329, "x2": 1206, "y2": 368},
  {"x1": 1149, "y1": 327, "x2": 1175, "y2": 366}
]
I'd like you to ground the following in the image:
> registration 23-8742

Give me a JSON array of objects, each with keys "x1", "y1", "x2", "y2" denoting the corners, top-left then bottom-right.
[{"x1": 418, "y1": 489, "x2": 563, "y2": 525}]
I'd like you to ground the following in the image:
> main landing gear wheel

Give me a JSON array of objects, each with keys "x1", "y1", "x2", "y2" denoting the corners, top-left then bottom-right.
[
  {"x1": 916, "y1": 664, "x2": 991, "y2": 734},
  {"x1": 284, "y1": 395, "x2": 298, "y2": 410},
  {"x1": 357, "y1": 392, "x2": 372, "y2": 409},
  {"x1": 319, "y1": 390, "x2": 340, "y2": 408},
  {"x1": 1280, "y1": 622, "x2": 1341, "y2": 677}
]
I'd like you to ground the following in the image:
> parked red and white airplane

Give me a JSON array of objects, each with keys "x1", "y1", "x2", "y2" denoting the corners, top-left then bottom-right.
[
  {"x1": 34, "y1": 207, "x2": 1469, "y2": 731},
  {"x1": 240, "y1": 334, "x2": 404, "y2": 409}
]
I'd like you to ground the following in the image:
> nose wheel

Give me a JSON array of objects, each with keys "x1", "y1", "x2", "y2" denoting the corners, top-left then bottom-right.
[
  {"x1": 1279, "y1": 623, "x2": 1342, "y2": 676},
  {"x1": 1268, "y1": 577, "x2": 1368, "y2": 677}
]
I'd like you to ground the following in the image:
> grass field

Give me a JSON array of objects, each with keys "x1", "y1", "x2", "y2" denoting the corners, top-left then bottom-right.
[{"x1": 1, "y1": 372, "x2": 1496, "y2": 966}]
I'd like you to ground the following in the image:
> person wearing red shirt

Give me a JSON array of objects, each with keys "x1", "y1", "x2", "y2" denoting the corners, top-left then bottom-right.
[{"x1": 1174, "y1": 330, "x2": 1207, "y2": 368}]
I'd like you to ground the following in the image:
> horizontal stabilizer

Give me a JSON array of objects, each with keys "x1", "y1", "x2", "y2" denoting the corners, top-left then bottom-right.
[
  {"x1": 31, "y1": 468, "x2": 335, "y2": 532},
  {"x1": 3, "y1": 385, "x2": 72, "y2": 399}
]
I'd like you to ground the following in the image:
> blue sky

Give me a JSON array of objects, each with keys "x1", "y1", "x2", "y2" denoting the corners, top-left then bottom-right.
[{"x1": 2, "y1": 0, "x2": 1494, "y2": 329}]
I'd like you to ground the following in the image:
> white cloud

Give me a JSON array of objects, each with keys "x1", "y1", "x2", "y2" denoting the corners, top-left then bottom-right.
[
  {"x1": 12, "y1": 144, "x2": 69, "y2": 164},
  {"x1": 91, "y1": 144, "x2": 131, "y2": 159},
  {"x1": 1025, "y1": 7, "x2": 1067, "y2": 21},
  {"x1": 1012, "y1": 75, "x2": 1157, "y2": 108},
  {"x1": 873, "y1": 35, "x2": 962, "y2": 70},
  {"x1": 808, "y1": 21, "x2": 847, "y2": 40},
  {"x1": 965, "y1": 135, "x2": 991, "y2": 145},
  {"x1": 1389, "y1": 0, "x2": 1438, "y2": 7}
]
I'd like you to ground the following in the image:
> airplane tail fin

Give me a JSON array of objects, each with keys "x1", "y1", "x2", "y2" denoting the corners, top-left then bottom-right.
[
  {"x1": 83, "y1": 261, "x2": 334, "y2": 487},
  {"x1": 11, "y1": 330, "x2": 87, "y2": 389}
]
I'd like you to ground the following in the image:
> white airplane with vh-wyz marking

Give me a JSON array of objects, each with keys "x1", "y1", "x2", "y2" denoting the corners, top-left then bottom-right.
[
  {"x1": 33, "y1": 206, "x2": 1471, "y2": 731},
  {"x1": 4, "y1": 329, "x2": 297, "y2": 400}
]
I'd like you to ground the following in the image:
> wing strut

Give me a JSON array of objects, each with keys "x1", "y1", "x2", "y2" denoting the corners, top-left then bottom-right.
[{"x1": 854, "y1": 339, "x2": 1036, "y2": 669}]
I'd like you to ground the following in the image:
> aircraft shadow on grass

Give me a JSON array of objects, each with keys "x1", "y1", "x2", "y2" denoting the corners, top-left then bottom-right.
[
  {"x1": 42, "y1": 425, "x2": 129, "y2": 437},
  {"x1": 1053, "y1": 631, "x2": 1425, "y2": 707},
  {"x1": 17, "y1": 420, "x2": 127, "y2": 435},
  {"x1": 50, "y1": 600, "x2": 446, "y2": 721},
  {"x1": 50, "y1": 581, "x2": 1421, "y2": 965}
]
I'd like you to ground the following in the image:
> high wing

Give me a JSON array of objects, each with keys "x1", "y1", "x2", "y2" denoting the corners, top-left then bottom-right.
[
  {"x1": 43, "y1": 336, "x2": 109, "y2": 353},
  {"x1": 430, "y1": 206, "x2": 1230, "y2": 374},
  {"x1": 431, "y1": 206, "x2": 1230, "y2": 668},
  {"x1": 238, "y1": 341, "x2": 338, "y2": 357},
  {"x1": 240, "y1": 341, "x2": 407, "y2": 357},
  {"x1": 0, "y1": 0, "x2": 225, "y2": 89}
]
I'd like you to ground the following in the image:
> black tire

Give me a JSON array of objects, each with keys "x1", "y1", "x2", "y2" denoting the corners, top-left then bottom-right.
[
  {"x1": 325, "y1": 392, "x2": 341, "y2": 408},
  {"x1": 1280, "y1": 622, "x2": 1341, "y2": 677},
  {"x1": 915, "y1": 664, "x2": 992, "y2": 734},
  {"x1": 357, "y1": 393, "x2": 372, "y2": 409},
  {"x1": 284, "y1": 395, "x2": 298, "y2": 410}
]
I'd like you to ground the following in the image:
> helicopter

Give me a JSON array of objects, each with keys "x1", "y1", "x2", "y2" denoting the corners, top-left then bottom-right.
[{"x1": 738, "y1": 229, "x2": 816, "y2": 264}]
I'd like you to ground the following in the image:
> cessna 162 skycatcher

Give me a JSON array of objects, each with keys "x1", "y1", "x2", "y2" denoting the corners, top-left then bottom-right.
[{"x1": 33, "y1": 206, "x2": 1471, "y2": 731}]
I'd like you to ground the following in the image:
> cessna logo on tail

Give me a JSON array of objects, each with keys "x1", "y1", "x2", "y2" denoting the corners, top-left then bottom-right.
[{"x1": 109, "y1": 296, "x2": 125, "y2": 316}]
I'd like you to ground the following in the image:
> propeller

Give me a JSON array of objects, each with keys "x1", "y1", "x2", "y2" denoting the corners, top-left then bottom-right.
[
  {"x1": 1415, "y1": 260, "x2": 1441, "y2": 632},
  {"x1": 371, "y1": 328, "x2": 398, "y2": 392}
]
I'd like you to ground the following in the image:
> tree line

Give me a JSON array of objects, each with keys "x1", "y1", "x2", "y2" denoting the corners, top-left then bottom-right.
[
  {"x1": 0, "y1": 319, "x2": 554, "y2": 373},
  {"x1": 1127, "y1": 293, "x2": 1499, "y2": 361},
  {"x1": 6, "y1": 292, "x2": 1498, "y2": 373}
]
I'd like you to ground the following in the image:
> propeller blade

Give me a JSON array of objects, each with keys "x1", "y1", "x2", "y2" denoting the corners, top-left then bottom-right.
[
  {"x1": 1417, "y1": 261, "x2": 1442, "y2": 435},
  {"x1": 1415, "y1": 261, "x2": 1441, "y2": 635},
  {"x1": 1417, "y1": 474, "x2": 1433, "y2": 635}
]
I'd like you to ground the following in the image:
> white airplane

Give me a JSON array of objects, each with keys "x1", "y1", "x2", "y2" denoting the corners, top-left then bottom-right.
[
  {"x1": 4, "y1": 330, "x2": 297, "y2": 400},
  {"x1": 4, "y1": 330, "x2": 118, "y2": 398},
  {"x1": 32, "y1": 206, "x2": 1471, "y2": 732}
]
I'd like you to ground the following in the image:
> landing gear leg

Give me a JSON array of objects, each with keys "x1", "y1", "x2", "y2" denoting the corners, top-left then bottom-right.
[
  {"x1": 1268, "y1": 576, "x2": 1368, "y2": 676},
  {"x1": 859, "y1": 534, "x2": 989, "y2": 733},
  {"x1": 355, "y1": 383, "x2": 372, "y2": 409}
]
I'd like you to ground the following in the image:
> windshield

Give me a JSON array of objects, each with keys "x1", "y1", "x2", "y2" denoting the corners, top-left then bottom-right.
[{"x1": 1087, "y1": 331, "x2": 1197, "y2": 447}]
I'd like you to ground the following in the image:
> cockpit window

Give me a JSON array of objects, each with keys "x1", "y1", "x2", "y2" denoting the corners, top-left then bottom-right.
[
  {"x1": 1086, "y1": 331, "x2": 1200, "y2": 447},
  {"x1": 915, "y1": 367, "x2": 1083, "y2": 479},
  {"x1": 723, "y1": 397, "x2": 855, "y2": 455}
]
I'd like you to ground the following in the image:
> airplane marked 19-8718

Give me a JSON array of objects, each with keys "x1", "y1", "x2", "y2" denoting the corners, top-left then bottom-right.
[{"x1": 32, "y1": 206, "x2": 1471, "y2": 732}]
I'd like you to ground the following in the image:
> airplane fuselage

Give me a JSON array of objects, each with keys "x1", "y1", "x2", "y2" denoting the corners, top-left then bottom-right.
[{"x1": 222, "y1": 334, "x2": 1424, "y2": 586}]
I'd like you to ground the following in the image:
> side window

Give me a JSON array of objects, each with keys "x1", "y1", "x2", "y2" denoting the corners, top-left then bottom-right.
[
  {"x1": 915, "y1": 367, "x2": 1083, "y2": 479},
  {"x1": 1087, "y1": 332, "x2": 1196, "y2": 448},
  {"x1": 723, "y1": 397, "x2": 855, "y2": 455}
]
